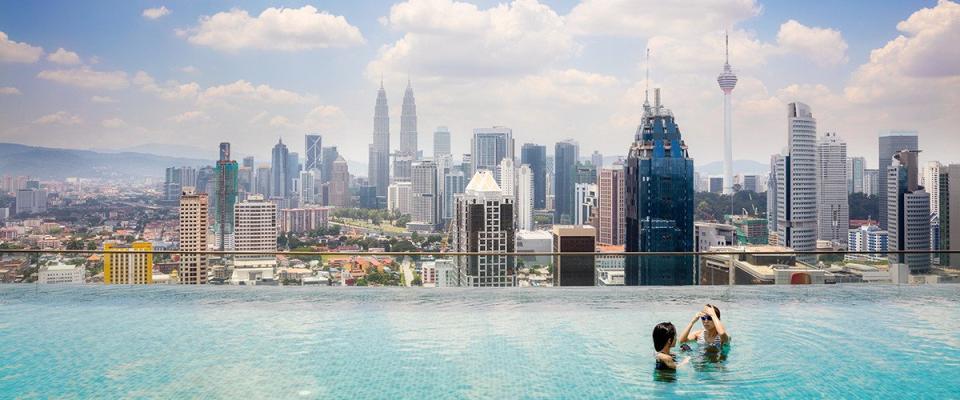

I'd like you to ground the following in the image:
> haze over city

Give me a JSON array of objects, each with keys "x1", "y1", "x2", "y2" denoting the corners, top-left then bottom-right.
[{"x1": 2, "y1": 0, "x2": 958, "y2": 167}]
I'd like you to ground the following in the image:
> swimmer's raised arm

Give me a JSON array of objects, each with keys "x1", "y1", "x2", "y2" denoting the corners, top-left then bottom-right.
[{"x1": 679, "y1": 311, "x2": 704, "y2": 343}]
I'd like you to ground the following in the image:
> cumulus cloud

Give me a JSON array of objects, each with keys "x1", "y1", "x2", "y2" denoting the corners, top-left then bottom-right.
[
  {"x1": 37, "y1": 67, "x2": 129, "y2": 90},
  {"x1": 46, "y1": 48, "x2": 82, "y2": 65},
  {"x1": 180, "y1": 65, "x2": 199, "y2": 74},
  {"x1": 33, "y1": 111, "x2": 82, "y2": 126},
  {"x1": 198, "y1": 80, "x2": 311, "y2": 106},
  {"x1": 170, "y1": 111, "x2": 210, "y2": 123},
  {"x1": 184, "y1": 5, "x2": 364, "y2": 51},
  {"x1": 0, "y1": 31, "x2": 43, "y2": 63},
  {"x1": 133, "y1": 71, "x2": 200, "y2": 100},
  {"x1": 776, "y1": 20, "x2": 848, "y2": 66},
  {"x1": 566, "y1": 0, "x2": 761, "y2": 37},
  {"x1": 369, "y1": 0, "x2": 576, "y2": 79},
  {"x1": 142, "y1": 6, "x2": 171, "y2": 20},
  {"x1": 101, "y1": 118, "x2": 128, "y2": 128},
  {"x1": 0, "y1": 86, "x2": 21, "y2": 95}
]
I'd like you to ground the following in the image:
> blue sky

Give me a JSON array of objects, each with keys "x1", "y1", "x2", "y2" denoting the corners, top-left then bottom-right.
[{"x1": 1, "y1": 0, "x2": 957, "y2": 170}]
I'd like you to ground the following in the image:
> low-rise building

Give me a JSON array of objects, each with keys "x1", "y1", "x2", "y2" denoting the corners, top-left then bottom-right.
[{"x1": 38, "y1": 261, "x2": 85, "y2": 284}]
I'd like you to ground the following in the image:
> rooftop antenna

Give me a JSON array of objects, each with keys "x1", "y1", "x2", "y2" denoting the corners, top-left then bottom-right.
[
  {"x1": 644, "y1": 48, "x2": 651, "y2": 105},
  {"x1": 380, "y1": 73, "x2": 384, "y2": 89},
  {"x1": 725, "y1": 30, "x2": 730, "y2": 65}
]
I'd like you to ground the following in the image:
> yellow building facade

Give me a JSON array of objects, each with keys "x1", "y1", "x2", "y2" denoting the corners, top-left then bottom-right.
[{"x1": 103, "y1": 241, "x2": 153, "y2": 284}]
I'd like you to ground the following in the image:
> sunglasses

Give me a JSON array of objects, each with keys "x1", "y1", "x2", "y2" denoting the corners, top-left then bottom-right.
[{"x1": 700, "y1": 316, "x2": 713, "y2": 322}]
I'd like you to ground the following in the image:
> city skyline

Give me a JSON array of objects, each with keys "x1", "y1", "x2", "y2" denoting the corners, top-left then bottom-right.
[{"x1": 1, "y1": 1, "x2": 957, "y2": 169}]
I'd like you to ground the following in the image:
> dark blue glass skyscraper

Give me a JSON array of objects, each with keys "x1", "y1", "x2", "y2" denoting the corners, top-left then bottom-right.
[
  {"x1": 624, "y1": 89, "x2": 695, "y2": 285},
  {"x1": 520, "y1": 143, "x2": 546, "y2": 209}
]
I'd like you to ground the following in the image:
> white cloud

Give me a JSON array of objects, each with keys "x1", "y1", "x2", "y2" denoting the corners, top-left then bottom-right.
[
  {"x1": 776, "y1": 20, "x2": 848, "y2": 66},
  {"x1": 170, "y1": 111, "x2": 210, "y2": 123},
  {"x1": 0, "y1": 86, "x2": 21, "y2": 95},
  {"x1": 90, "y1": 95, "x2": 116, "y2": 103},
  {"x1": 101, "y1": 118, "x2": 128, "y2": 128},
  {"x1": 33, "y1": 111, "x2": 82, "y2": 126},
  {"x1": 184, "y1": 5, "x2": 364, "y2": 51},
  {"x1": 198, "y1": 80, "x2": 310, "y2": 106},
  {"x1": 180, "y1": 65, "x2": 199, "y2": 74},
  {"x1": 268, "y1": 115, "x2": 294, "y2": 128},
  {"x1": 142, "y1": 6, "x2": 171, "y2": 20},
  {"x1": 566, "y1": 0, "x2": 761, "y2": 37},
  {"x1": 132, "y1": 71, "x2": 200, "y2": 100},
  {"x1": 47, "y1": 47, "x2": 82, "y2": 65},
  {"x1": 0, "y1": 31, "x2": 43, "y2": 63},
  {"x1": 37, "y1": 67, "x2": 129, "y2": 90},
  {"x1": 369, "y1": 0, "x2": 576, "y2": 79}
]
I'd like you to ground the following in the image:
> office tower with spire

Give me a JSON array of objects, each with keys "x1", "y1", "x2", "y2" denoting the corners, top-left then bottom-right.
[
  {"x1": 717, "y1": 33, "x2": 738, "y2": 195},
  {"x1": 369, "y1": 81, "x2": 391, "y2": 200},
  {"x1": 774, "y1": 103, "x2": 818, "y2": 261},
  {"x1": 878, "y1": 131, "x2": 918, "y2": 229},
  {"x1": 471, "y1": 127, "x2": 514, "y2": 184},
  {"x1": 817, "y1": 132, "x2": 848, "y2": 245},
  {"x1": 271, "y1": 139, "x2": 289, "y2": 199},
  {"x1": 887, "y1": 150, "x2": 930, "y2": 273},
  {"x1": 624, "y1": 87, "x2": 695, "y2": 286},
  {"x1": 214, "y1": 142, "x2": 238, "y2": 251},
  {"x1": 453, "y1": 171, "x2": 516, "y2": 287},
  {"x1": 433, "y1": 126, "x2": 451, "y2": 160},
  {"x1": 400, "y1": 80, "x2": 418, "y2": 158},
  {"x1": 179, "y1": 187, "x2": 209, "y2": 284},
  {"x1": 305, "y1": 134, "x2": 322, "y2": 171},
  {"x1": 521, "y1": 144, "x2": 547, "y2": 209}
]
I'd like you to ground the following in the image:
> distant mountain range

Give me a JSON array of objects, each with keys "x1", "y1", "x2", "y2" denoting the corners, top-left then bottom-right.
[{"x1": 0, "y1": 143, "x2": 212, "y2": 179}]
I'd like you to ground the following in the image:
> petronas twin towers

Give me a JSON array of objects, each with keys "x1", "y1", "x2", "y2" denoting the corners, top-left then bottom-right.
[{"x1": 369, "y1": 79, "x2": 418, "y2": 197}]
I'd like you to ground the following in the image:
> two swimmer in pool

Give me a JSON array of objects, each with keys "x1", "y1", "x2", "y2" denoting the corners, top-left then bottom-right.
[{"x1": 654, "y1": 304, "x2": 729, "y2": 370}]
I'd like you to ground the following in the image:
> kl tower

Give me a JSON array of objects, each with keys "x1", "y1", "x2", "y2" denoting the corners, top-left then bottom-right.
[{"x1": 717, "y1": 32, "x2": 738, "y2": 195}]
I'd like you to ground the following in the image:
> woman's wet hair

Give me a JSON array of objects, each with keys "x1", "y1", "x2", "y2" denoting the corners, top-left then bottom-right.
[
  {"x1": 705, "y1": 304, "x2": 721, "y2": 320},
  {"x1": 653, "y1": 322, "x2": 676, "y2": 351}
]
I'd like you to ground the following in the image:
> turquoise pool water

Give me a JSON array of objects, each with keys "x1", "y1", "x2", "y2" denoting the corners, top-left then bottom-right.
[{"x1": 1, "y1": 285, "x2": 959, "y2": 399}]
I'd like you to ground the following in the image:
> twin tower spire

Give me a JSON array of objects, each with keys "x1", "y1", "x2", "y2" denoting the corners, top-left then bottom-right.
[{"x1": 368, "y1": 77, "x2": 419, "y2": 196}]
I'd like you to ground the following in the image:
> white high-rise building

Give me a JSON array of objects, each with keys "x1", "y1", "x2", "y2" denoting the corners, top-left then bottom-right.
[
  {"x1": 887, "y1": 150, "x2": 930, "y2": 273},
  {"x1": 717, "y1": 32, "x2": 738, "y2": 195},
  {"x1": 233, "y1": 195, "x2": 277, "y2": 274},
  {"x1": 775, "y1": 102, "x2": 817, "y2": 261},
  {"x1": 387, "y1": 181, "x2": 412, "y2": 215},
  {"x1": 299, "y1": 170, "x2": 318, "y2": 205},
  {"x1": 409, "y1": 161, "x2": 439, "y2": 231},
  {"x1": 179, "y1": 187, "x2": 209, "y2": 284},
  {"x1": 817, "y1": 132, "x2": 848, "y2": 246},
  {"x1": 499, "y1": 157, "x2": 516, "y2": 198},
  {"x1": 454, "y1": 171, "x2": 516, "y2": 287},
  {"x1": 574, "y1": 183, "x2": 598, "y2": 226},
  {"x1": 517, "y1": 165, "x2": 534, "y2": 231},
  {"x1": 922, "y1": 161, "x2": 942, "y2": 216}
]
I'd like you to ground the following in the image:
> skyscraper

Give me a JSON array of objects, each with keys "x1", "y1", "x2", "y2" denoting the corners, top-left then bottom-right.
[
  {"x1": 103, "y1": 242, "x2": 153, "y2": 285},
  {"x1": 454, "y1": 171, "x2": 515, "y2": 287},
  {"x1": 774, "y1": 102, "x2": 818, "y2": 262},
  {"x1": 717, "y1": 32, "x2": 738, "y2": 195},
  {"x1": 255, "y1": 165, "x2": 271, "y2": 196},
  {"x1": 499, "y1": 157, "x2": 516, "y2": 198},
  {"x1": 242, "y1": 156, "x2": 255, "y2": 169},
  {"x1": 433, "y1": 126, "x2": 451, "y2": 160},
  {"x1": 598, "y1": 163, "x2": 625, "y2": 245},
  {"x1": 624, "y1": 88, "x2": 695, "y2": 285},
  {"x1": 471, "y1": 127, "x2": 514, "y2": 184},
  {"x1": 369, "y1": 81, "x2": 390, "y2": 198},
  {"x1": 287, "y1": 152, "x2": 301, "y2": 200},
  {"x1": 847, "y1": 156, "x2": 865, "y2": 194},
  {"x1": 409, "y1": 160, "x2": 438, "y2": 232},
  {"x1": 878, "y1": 130, "x2": 918, "y2": 229},
  {"x1": 517, "y1": 165, "x2": 534, "y2": 231},
  {"x1": 554, "y1": 140, "x2": 578, "y2": 224},
  {"x1": 305, "y1": 134, "x2": 322, "y2": 171},
  {"x1": 271, "y1": 139, "x2": 289, "y2": 199},
  {"x1": 574, "y1": 183, "x2": 598, "y2": 226},
  {"x1": 442, "y1": 171, "x2": 466, "y2": 223},
  {"x1": 329, "y1": 156, "x2": 350, "y2": 207},
  {"x1": 214, "y1": 142, "x2": 238, "y2": 251},
  {"x1": 591, "y1": 151, "x2": 604, "y2": 171},
  {"x1": 521, "y1": 143, "x2": 547, "y2": 209},
  {"x1": 388, "y1": 181, "x2": 412, "y2": 215},
  {"x1": 321, "y1": 146, "x2": 339, "y2": 184},
  {"x1": 816, "y1": 132, "x2": 848, "y2": 245},
  {"x1": 887, "y1": 150, "x2": 930, "y2": 273},
  {"x1": 939, "y1": 164, "x2": 960, "y2": 267},
  {"x1": 179, "y1": 187, "x2": 209, "y2": 284},
  {"x1": 922, "y1": 161, "x2": 942, "y2": 217},
  {"x1": 400, "y1": 80, "x2": 418, "y2": 158},
  {"x1": 233, "y1": 195, "x2": 278, "y2": 282},
  {"x1": 767, "y1": 154, "x2": 780, "y2": 240}
]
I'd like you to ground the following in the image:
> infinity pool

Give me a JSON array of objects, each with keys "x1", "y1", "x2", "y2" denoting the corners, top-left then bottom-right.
[{"x1": 1, "y1": 285, "x2": 958, "y2": 399}]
